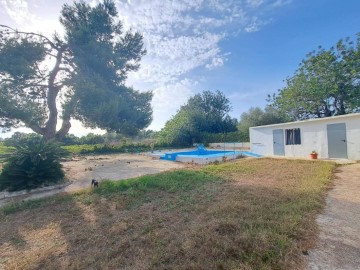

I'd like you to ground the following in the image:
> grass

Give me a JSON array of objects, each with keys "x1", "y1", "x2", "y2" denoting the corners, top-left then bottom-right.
[
  {"x1": 0, "y1": 158, "x2": 335, "y2": 269},
  {"x1": 0, "y1": 143, "x2": 14, "y2": 155},
  {"x1": 62, "y1": 144, "x2": 98, "y2": 154},
  {"x1": 0, "y1": 143, "x2": 14, "y2": 163}
]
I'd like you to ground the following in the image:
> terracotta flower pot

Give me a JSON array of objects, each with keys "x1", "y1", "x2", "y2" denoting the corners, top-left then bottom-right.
[{"x1": 310, "y1": 153, "x2": 318, "y2": 159}]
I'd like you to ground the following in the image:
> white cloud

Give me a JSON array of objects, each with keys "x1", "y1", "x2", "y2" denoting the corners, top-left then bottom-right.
[
  {"x1": 246, "y1": 0, "x2": 264, "y2": 8},
  {"x1": 0, "y1": 0, "x2": 292, "y2": 134},
  {"x1": 117, "y1": 0, "x2": 292, "y2": 129},
  {"x1": 134, "y1": 33, "x2": 224, "y2": 84},
  {"x1": 272, "y1": 0, "x2": 293, "y2": 8},
  {"x1": 149, "y1": 78, "x2": 199, "y2": 130},
  {"x1": 206, "y1": 57, "x2": 224, "y2": 70},
  {"x1": 244, "y1": 17, "x2": 266, "y2": 33},
  {"x1": 116, "y1": 0, "x2": 283, "y2": 89},
  {"x1": 0, "y1": 0, "x2": 35, "y2": 26}
]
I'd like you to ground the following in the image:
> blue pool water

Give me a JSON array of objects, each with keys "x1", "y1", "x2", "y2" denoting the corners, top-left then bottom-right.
[{"x1": 160, "y1": 150, "x2": 261, "y2": 161}]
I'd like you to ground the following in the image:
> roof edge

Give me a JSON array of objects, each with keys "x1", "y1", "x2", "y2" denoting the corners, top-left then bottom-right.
[{"x1": 250, "y1": 112, "x2": 360, "y2": 129}]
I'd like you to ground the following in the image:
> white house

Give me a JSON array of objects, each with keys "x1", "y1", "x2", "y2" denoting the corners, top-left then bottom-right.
[{"x1": 250, "y1": 113, "x2": 360, "y2": 160}]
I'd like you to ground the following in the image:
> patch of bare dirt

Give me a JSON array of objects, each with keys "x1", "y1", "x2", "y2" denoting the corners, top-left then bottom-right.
[
  {"x1": 306, "y1": 163, "x2": 360, "y2": 270},
  {"x1": 62, "y1": 153, "x2": 185, "y2": 192},
  {"x1": 0, "y1": 153, "x2": 185, "y2": 206}
]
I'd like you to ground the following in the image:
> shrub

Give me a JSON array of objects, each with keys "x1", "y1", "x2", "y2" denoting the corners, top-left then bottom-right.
[
  {"x1": 63, "y1": 142, "x2": 155, "y2": 155},
  {"x1": 0, "y1": 139, "x2": 70, "y2": 191},
  {"x1": 3, "y1": 132, "x2": 42, "y2": 147}
]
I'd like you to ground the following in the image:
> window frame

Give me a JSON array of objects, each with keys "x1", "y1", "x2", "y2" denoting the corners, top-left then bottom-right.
[{"x1": 285, "y1": 128, "x2": 301, "y2": 145}]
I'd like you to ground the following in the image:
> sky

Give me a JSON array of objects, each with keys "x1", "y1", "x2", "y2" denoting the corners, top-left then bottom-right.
[{"x1": 0, "y1": 0, "x2": 360, "y2": 137}]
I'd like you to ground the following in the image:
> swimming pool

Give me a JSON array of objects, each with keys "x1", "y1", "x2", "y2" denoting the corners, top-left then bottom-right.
[{"x1": 157, "y1": 149, "x2": 261, "y2": 164}]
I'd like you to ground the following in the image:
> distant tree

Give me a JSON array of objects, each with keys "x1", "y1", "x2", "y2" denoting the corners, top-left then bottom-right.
[
  {"x1": 62, "y1": 134, "x2": 81, "y2": 145},
  {"x1": 0, "y1": 0, "x2": 152, "y2": 140},
  {"x1": 238, "y1": 106, "x2": 290, "y2": 140},
  {"x1": 183, "y1": 90, "x2": 238, "y2": 133},
  {"x1": 79, "y1": 133, "x2": 105, "y2": 145},
  {"x1": 3, "y1": 132, "x2": 42, "y2": 147},
  {"x1": 269, "y1": 34, "x2": 360, "y2": 120},
  {"x1": 157, "y1": 110, "x2": 200, "y2": 146},
  {"x1": 102, "y1": 132, "x2": 125, "y2": 144},
  {"x1": 157, "y1": 90, "x2": 237, "y2": 146},
  {"x1": 135, "y1": 129, "x2": 157, "y2": 140}
]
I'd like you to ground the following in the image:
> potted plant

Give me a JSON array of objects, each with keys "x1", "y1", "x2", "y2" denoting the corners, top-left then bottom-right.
[{"x1": 310, "y1": 150, "x2": 318, "y2": 159}]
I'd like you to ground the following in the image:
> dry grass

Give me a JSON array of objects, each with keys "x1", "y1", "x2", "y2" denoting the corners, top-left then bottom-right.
[{"x1": 0, "y1": 158, "x2": 335, "y2": 269}]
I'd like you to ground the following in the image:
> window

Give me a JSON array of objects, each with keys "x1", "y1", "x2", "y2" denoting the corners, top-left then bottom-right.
[{"x1": 285, "y1": 128, "x2": 301, "y2": 145}]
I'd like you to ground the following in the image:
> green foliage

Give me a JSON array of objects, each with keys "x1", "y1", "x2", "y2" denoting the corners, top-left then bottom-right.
[
  {"x1": 0, "y1": 143, "x2": 14, "y2": 155},
  {"x1": 201, "y1": 131, "x2": 247, "y2": 144},
  {"x1": 269, "y1": 34, "x2": 360, "y2": 120},
  {"x1": 0, "y1": 143, "x2": 14, "y2": 163},
  {"x1": 0, "y1": 139, "x2": 70, "y2": 191},
  {"x1": 238, "y1": 107, "x2": 290, "y2": 140},
  {"x1": 184, "y1": 90, "x2": 238, "y2": 133},
  {"x1": 0, "y1": 37, "x2": 46, "y2": 81},
  {"x1": 157, "y1": 110, "x2": 199, "y2": 147},
  {"x1": 0, "y1": 0, "x2": 152, "y2": 139},
  {"x1": 0, "y1": 36, "x2": 48, "y2": 132},
  {"x1": 96, "y1": 170, "x2": 221, "y2": 196},
  {"x1": 157, "y1": 90, "x2": 238, "y2": 146},
  {"x1": 76, "y1": 133, "x2": 105, "y2": 145},
  {"x1": 61, "y1": 1, "x2": 152, "y2": 136},
  {"x1": 2, "y1": 132, "x2": 42, "y2": 147},
  {"x1": 63, "y1": 142, "x2": 153, "y2": 155},
  {"x1": 61, "y1": 131, "x2": 156, "y2": 146}
]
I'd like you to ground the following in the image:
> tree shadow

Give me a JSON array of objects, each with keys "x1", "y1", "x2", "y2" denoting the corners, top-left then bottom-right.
[{"x1": 1, "y1": 175, "x2": 356, "y2": 270}]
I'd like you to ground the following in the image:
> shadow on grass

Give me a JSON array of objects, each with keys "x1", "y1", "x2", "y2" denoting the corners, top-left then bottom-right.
[{"x1": 0, "y1": 160, "x2": 336, "y2": 269}]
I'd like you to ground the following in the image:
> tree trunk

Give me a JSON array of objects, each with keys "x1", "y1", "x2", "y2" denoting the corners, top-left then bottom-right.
[
  {"x1": 55, "y1": 116, "x2": 71, "y2": 141},
  {"x1": 43, "y1": 48, "x2": 64, "y2": 140}
]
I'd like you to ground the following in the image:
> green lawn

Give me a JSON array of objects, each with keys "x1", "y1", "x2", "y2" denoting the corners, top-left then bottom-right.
[
  {"x1": 0, "y1": 143, "x2": 14, "y2": 164},
  {"x1": 0, "y1": 158, "x2": 335, "y2": 269},
  {"x1": 0, "y1": 143, "x2": 14, "y2": 155}
]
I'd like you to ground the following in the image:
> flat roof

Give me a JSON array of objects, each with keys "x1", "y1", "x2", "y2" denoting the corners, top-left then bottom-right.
[{"x1": 250, "y1": 112, "x2": 360, "y2": 129}]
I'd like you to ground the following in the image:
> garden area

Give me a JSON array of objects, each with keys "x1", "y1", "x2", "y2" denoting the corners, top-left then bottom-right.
[
  {"x1": 0, "y1": 158, "x2": 335, "y2": 269},
  {"x1": 0, "y1": 0, "x2": 358, "y2": 268}
]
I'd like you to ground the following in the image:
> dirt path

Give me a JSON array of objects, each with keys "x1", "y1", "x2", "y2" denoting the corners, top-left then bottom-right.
[
  {"x1": 62, "y1": 153, "x2": 185, "y2": 192},
  {"x1": 0, "y1": 153, "x2": 185, "y2": 207},
  {"x1": 307, "y1": 163, "x2": 360, "y2": 270}
]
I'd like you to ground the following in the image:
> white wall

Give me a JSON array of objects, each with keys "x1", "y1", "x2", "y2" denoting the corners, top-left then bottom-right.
[
  {"x1": 208, "y1": 142, "x2": 250, "y2": 150},
  {"x1": 346, "y1": 117, "x2": 360, "y2": 160},
  {"x1": 250, "y1": 114, "x2": 360, "y2": 160}
]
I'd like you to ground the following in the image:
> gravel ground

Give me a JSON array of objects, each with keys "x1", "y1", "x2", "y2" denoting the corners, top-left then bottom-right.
[{"x1": 306, "y1": 163, "x2": 360, "y2": 270}]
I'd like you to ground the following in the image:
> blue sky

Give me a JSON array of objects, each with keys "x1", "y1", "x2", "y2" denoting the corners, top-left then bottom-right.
[{"x1": 0, "y1": 0, "x2": 359, "y2": 136}]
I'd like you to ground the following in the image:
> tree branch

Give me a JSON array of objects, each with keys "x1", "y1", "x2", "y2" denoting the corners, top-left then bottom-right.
[
  {"x1": 0, "y1": 24, "x2": 58, "y2": 49},
  {"x1": 43, "y1": 47, "x2": 65, "y2": 139},
  {"x1": 55, "y1": 116, "x2": 71, "y2": 140},
  {"x1": 28, "y1": 122, "x2": 45, "y2": 136}
]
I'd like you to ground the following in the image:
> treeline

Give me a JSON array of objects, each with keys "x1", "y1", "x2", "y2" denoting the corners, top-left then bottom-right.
[
  {"x1": 2, "y1": 131, "x2": 156, "y2": 147},
  {"x1": 4, "y1": 29, "x2": 359, "y2": 150}
]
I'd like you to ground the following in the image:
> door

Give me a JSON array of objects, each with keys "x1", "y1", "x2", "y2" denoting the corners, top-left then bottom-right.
[
  {"x1": 327, "y1": 123, "x2": 348, "y2": 159},
  {"x1": 273, "y1": 129, "x2": 285, "y2": 156}
]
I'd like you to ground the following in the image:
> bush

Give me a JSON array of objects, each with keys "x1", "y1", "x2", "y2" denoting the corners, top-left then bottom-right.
[
  {"x1": 0, "y1": 139, "x2": 70, "y2": 191},
  {"x1": 3, "y1": 132, "x2": 42, "y2": 147},
  {"x1": 63, "y1": 142, "x2": 154, "y2": 155},
  {"x1": 201, "y1": 131, "x2": 247, "y2": 144}
]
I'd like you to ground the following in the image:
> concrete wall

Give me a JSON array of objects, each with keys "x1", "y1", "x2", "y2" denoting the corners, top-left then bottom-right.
[
  {"x1": 208, "y1": 142, "x2": 250, "y2": 150},
  {"x1": 176, "y1": 153, "x2": 240, "y2": 165},
  {"x1": 250, "y1": 114, "x2": 360, "y2": 160}
]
